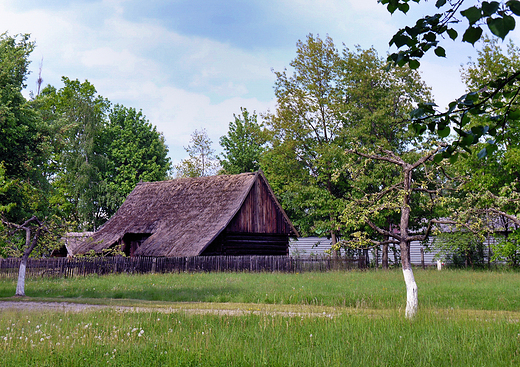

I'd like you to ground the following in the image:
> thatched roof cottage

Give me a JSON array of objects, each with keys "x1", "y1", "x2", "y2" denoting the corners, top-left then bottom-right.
[{"x1": 73, "y1": 171, "x2": 298, "y2": 257}]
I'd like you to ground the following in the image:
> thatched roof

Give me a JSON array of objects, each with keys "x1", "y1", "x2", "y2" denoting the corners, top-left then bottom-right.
[
  {"x1": 53, "y1": 232, "x2": 94, "y2": 257},
  {"x1": 74, "y1": 171, "x2": 297, "y2": 257}
]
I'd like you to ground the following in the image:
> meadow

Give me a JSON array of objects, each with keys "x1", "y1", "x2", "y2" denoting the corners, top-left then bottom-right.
[{"x1": 0, "y1": 269, "x2": 519, "y2": 366}]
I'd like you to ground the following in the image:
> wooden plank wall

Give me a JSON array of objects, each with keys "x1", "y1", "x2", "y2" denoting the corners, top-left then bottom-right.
[{"x1": 227, "y1": 176, "x2": 292, "y2": 235}]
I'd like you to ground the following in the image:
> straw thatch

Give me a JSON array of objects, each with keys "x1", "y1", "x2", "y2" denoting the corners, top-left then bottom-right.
[{"x1": 73, "y1": 171, "x2": 298, "y2": 257}]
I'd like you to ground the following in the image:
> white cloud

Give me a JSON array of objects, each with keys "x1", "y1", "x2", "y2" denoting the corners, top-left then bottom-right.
[{"x1": 0, "y1": 0, "x2": 475, "y2": 164}]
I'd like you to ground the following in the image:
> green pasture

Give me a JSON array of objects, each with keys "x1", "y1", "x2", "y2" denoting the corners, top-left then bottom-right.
[
  {"x1": 0, "y1": 269, "x2": 519, "y2": 366},
  {"x1": 1, "y1": 268, "x2": 519, "y2": 311}
]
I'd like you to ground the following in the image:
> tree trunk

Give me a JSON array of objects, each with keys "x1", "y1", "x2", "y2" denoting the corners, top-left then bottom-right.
[
  {"x1": 15, "y1": 228, "x2": 31, "y2": 297},
  {"x1": 15, "y1": 258, "x2": 27, "y2": 297},
  {"x1": 401, "y1": 240, "x2": 418, "y2": 318},
  {"x1": 401, "y1": 166, "x2": 418, "y2": 319},
  {"x1": 382, "y1": 244, "x2": 389, "y2": 269},
  {"x1": 14, "y1": 223, "x2": 42, "y2": 297}
]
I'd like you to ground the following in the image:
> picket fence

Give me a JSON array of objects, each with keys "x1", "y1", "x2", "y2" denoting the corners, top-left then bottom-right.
[{"x1": 0, "y1": 256, "x2": 364, "y2": 279}]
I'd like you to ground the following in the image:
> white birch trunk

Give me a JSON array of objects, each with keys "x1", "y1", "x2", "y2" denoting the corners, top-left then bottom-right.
[
  {"x1": 402, "y1": 267, "x2": 418, "y2": 318},
  {"x1": 15, "y1": 261, "x2": 26, "y2": 297}
]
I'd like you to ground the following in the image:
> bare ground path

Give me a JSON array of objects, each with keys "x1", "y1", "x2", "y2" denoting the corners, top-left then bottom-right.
[{"x1": 0, "y1": 300, "x2": 338, "y2": 318}]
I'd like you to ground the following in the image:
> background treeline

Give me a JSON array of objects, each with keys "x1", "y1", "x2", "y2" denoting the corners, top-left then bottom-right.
[
  {"x1": 2, "y1": 30, "x2": 520, "y2": 268},
  {"x1": 182, "y1": 34, "x2": 520, "y2": 268},
  {"x1": 0, "y1": 33, "x2": 171, "y2": 257}
]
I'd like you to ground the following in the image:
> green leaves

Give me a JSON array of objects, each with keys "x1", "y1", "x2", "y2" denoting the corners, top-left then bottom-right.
[
  {"x1": 461, "y1": 6, "x2": 482, "y2": 25},
  {"x1": 508, "y1": 0, "x2": 520, "y2": 16},
  {"x1": 380, "y1": 0, "x2": 420, "y2": 14},
  {"x1": 487, "y1": 15, "x2": 516, "y2": 39},
  {"x1": 385, "y1": 0, "x2": 520, "y2": 68},
  {"x1": 434, "y1": 46, "x2": 446, "y2": 57},
  {"x1": 462, "y1": 26, "x2": 483, "y2": 45}
]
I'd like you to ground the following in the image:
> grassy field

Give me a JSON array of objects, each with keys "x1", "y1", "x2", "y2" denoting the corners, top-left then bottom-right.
[{"x1": 0, "y1": 269, "x2": 519, "y2": 366}]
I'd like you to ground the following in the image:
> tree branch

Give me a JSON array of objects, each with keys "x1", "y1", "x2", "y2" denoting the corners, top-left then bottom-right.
[{"x1": 366, "y1": 218, "x2": 402, "y2": 242}]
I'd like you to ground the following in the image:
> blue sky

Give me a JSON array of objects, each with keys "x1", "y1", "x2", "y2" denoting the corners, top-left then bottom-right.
[{"x1": 1, "y1": 0, "x2": 512, "y2": 164}]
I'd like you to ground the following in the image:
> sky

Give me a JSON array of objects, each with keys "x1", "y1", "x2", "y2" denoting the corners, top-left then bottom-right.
[{"x1": 2, "y1": 0, "x2": 517, "y2": 165}]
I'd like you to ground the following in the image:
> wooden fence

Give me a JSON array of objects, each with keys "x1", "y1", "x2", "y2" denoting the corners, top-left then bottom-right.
[{"x1": 0, "y1": 256, "x2": 364, "y2": 279}]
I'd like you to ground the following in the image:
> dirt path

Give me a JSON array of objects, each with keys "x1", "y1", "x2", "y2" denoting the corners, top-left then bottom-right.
[{"x1": 0, "y1": 300, "x2": 337, "y2": 318}]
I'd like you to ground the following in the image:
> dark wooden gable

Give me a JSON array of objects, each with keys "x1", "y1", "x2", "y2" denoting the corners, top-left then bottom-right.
[
  {"x1": 226, "y1": 173, "x2": 294, "y2": 235},
  {"x1": 201, "y1": 173, "x2": 295, "y2": 256}
]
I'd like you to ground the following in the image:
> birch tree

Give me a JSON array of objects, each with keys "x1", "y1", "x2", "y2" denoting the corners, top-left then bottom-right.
[{"x1": 175, "y1": 129, "x2": 219, "y2": 177}]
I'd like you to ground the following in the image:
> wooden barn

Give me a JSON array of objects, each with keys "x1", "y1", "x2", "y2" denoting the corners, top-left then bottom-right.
[{"x1": 73, "y1": 171, "x2": 298, "y2": 257}]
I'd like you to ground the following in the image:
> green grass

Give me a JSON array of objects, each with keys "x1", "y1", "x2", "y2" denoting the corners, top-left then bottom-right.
[
  {"x1": 1, "y1": 268, "x2": 520, "y2": 311},
  {"x1": 0, "y1": 308, "x2": 519, "y2": 366},
  {"x1": 1, "y1": 269, "x2": 520, "y2": 366}
]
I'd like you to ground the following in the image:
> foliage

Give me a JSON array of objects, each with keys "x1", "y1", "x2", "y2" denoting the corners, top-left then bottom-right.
[
  {"x1": 100, "y1": 105, "x2": 171, "y2": 218},
  {"x1": 36, "y1": 78, "x2": 110, "y2": 230},
  {"x1": 218, "y1": 108, "x2": 267, "y2": 174},
  {"x1": 427, "y1": 38, "x2": 520, "y2": 260},
  {"x1": 263, "y1": 35, "x2": 431, "y2": 241},
  {"x1": 381, "y1": 0, "x2": 520, "y2": 158},
  {"x1": 34, "y1": 80, "x2": 172, "y2": 230},
  {"x1": 0, "y1": 33, "x2": 52, "y2": 223},
  {"x1": 175, "y1": 128, "x2": 219, "y2": 178},
  {"x1": 491, "y1": 228, "x2": 520, "y2": 266},
  {"x1": 429, "y1": 230, "x2": 487, "y2": 267}
]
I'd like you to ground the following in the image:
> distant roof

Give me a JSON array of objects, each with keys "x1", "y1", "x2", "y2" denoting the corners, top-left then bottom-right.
[
  {"x1": 61, "y1": 232, "x2": 94, "y2": 256},
  {"x1": 74, "y1": 171, "x2": 297, "y2": 257}
]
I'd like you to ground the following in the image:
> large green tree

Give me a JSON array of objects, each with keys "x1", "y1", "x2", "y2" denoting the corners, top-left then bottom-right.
[
  {"x1": 263, "y1": 34, "x2": 431, "y2": 248},
  {"x1": 100, "y1": 105, "x2": 171, "y2": 218},
  {"x1": 219, "y1": 108, "x2": 267, "y2": 174},
  {"x1": 262, "y1": 34, "x2": 347, "y2": 243},
  {"x1": 37, "y1": 78, "x2": 109, "y2": 230},
  {"x1": 0, "y1": 33, "x2": 51, "y2": 222},
  {"x1": 36, "y1": 80, "x2": 172, "y2": 230}
]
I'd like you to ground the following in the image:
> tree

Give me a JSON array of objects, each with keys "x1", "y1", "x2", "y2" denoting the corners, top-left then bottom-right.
[
  {"x1": 262, "y1": 34, "x2": 349, "y2": 243},
  {"x1": 425, "y1": 37, "x2": 520, "y2": 265},
  {"x1": 37, "y1": 78, "x2": 110, "y2": 230},
  {"x1": 344, "y1": 144, "x2": 450, "y2": 318},
  {"x1": 263, "y1": 34, "x2": 431, "y2": 252},
  {"x1": 100, "y1": 105, "x2": 171, "y2": 218},
  {"x1": 0, "y1": 160, "x2": 64, "y2": 295},
  {"x1": 0, "y1": 33, "x2": 51, "y2": 223},
  {"x1": 219, "y1": 108, "x2": 267, "y2": 174},
  {"x1": 381, "y1": 0, "x2": 520, "y2": 158},
  {"x1": 175, "y1": 129, "x2": 219, "y2": 177}
]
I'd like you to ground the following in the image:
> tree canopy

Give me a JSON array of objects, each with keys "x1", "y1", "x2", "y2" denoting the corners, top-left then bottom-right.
[
  {"x1": 381, "y1": 0, "x2": 520, "y2": 159},
  {"x1": 0, "y1": 33, "x2": 172, "y2": 237},
  {"x1": 219, "y1": 108, "x2": 267, "y2": 174}
]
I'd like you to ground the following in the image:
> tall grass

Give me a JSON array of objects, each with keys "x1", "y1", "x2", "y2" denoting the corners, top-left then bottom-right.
[
  {"x1": 0, "y1": 308, "x2": 518, "y2": 366},
  {"x1": 1, "y1": 269, "x2": 520, "y2": 366},
  {"x1": 1, "y1": 268, "x2": 520, "y2": 311}
]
